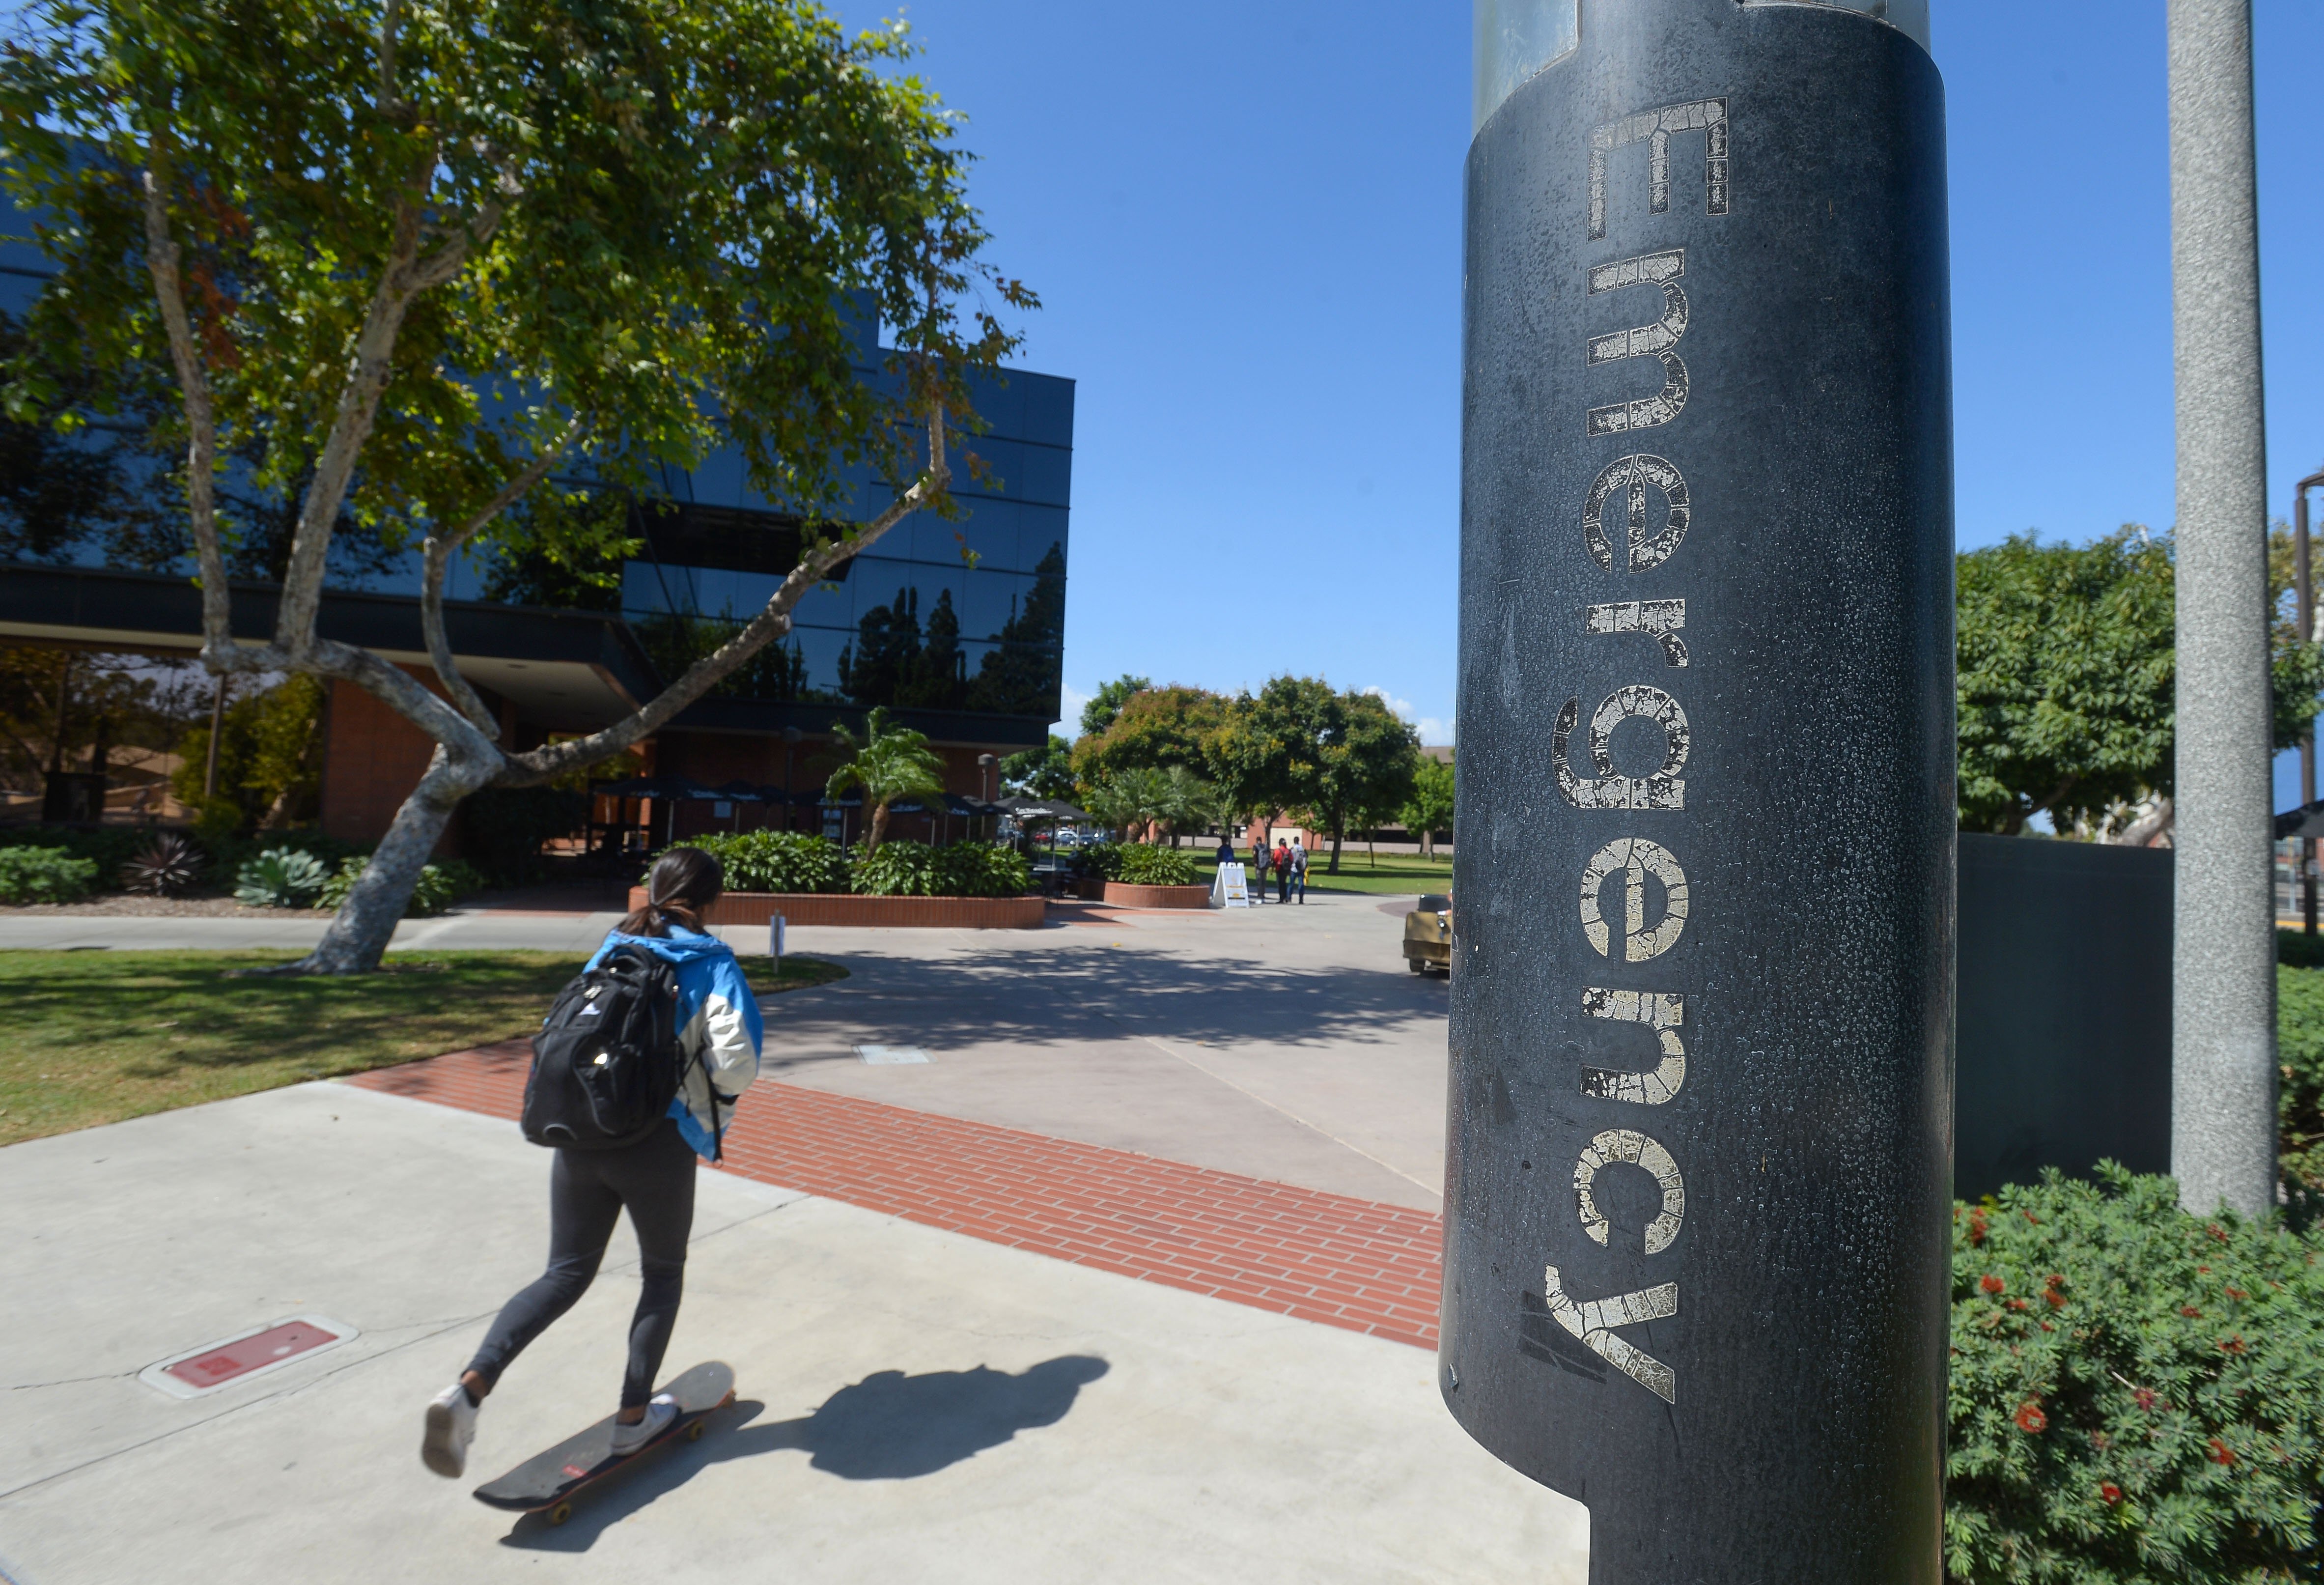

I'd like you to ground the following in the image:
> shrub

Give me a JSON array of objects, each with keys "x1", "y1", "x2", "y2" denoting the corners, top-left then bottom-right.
[
  {"x1": 1944, "y1": 1166, "x2": 2324, "y2": 1585},
  {"x1": 234, "y1": 848, "x2": 331, "y2": 908},
  {"x1": 681, "y1": 831, "x2": 849, "y2": 894},
  {"x1": 1072, "y1": 841, "x2": 1123, "y2": 880},
  {"x1": 844, "y1": 840, "x2": 1031, "y2": 898},
  {"x1": 118, "y1": 832, "x2": 205, "y2": 896},
  {"x1": 459, "y1": 787, "x2": 587, "y2": 886},
  {"x1": 929, "y1": 842, "x2": 1031, "y2": 898},
  {"x1": 849, "y1": 838, "x2": 936, "y2": 897},
  {"x1": 0, "y1": 823, "x2": 144, "y2": 883},
  {"x1": 204, "y1": 829, "x2": 369, "y2": 889},
  {"x1": 2278, "y1": 965, "x2": 2324, "y2": 1226},
  {"x1": 315, "y1": 856, "x2": 486, "y2": 917},
  {"x1": 1113, "y1": 844, "x2": 1200, "y2": 886},
  {"x1": 2279, "y1": 928, "x2": 2324, "y2": 970},
  {"x1": 0, "y1": 846, "x2": 98, "y2": 904}
]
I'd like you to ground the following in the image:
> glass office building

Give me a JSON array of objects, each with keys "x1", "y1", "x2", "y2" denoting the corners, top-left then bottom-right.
[{"x1": 621, "y1": 314, "x2": 1073, "y2": 748}]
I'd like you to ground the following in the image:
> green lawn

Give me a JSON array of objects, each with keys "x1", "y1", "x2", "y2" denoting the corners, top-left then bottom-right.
[
  {"x1": 0, "y1": 950, "x2": 846, "y2": 1148},
  {"x1": 1186, "y1": 849, "x2": 1455, "y2": 897}
]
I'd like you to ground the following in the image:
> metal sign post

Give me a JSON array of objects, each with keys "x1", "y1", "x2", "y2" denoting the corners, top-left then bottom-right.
[{"x1": 1445, "y1": 2, "x2": 1954, "y2": 1580}]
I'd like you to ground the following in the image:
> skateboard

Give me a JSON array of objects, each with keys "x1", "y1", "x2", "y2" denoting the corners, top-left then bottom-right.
[{"x1": 472, "y1": 1361, "x2": 735, "y2": 1525}]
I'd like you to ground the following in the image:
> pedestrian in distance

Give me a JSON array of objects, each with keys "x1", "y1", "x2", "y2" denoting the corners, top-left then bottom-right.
[
  {"x1": 1272, "y1": 839, "x2": 1292, "y2": 903},
  {"x1": 1214, "y1": 833, "x2": 1234, "y2": 869},
  {"x1": 1249, "y1": 835, "x2": 1271, "y2": 902},
  {"x1": 1289, "y1": 838, "x2": 1308, "y2": 904},
  {"x1": 420, "y1": 846, "x2": 763, "y2": 1480}
]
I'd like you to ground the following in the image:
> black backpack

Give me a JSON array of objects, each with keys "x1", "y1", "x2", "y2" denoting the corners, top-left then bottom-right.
[{"x1": 521, "y1": 944, "x2": 692, "y2": 1152}]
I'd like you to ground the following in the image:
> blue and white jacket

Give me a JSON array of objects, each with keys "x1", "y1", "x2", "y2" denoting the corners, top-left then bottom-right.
[{"x1": 584, "y1": 926, "x2": 763, "y2": 1159}]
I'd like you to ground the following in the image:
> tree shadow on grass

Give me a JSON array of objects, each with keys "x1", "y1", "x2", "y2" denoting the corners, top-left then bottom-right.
[{"x1": 499, "y1": 1355, "x2": 1111, "y2": 1552}]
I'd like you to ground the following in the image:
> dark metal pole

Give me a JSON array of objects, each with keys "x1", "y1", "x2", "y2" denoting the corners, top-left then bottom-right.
[
  {"x1": 2297, "y1": 471, "x2": 2323, "y2": 934},
  {"x1": 1447, "y1": 2, "x2": 1951, "y2": 1580}
]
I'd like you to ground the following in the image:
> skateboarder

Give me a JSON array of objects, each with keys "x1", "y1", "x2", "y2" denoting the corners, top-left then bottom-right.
[{"x1": 421, "y1": 847, "x2": 763, "y2": 1479}]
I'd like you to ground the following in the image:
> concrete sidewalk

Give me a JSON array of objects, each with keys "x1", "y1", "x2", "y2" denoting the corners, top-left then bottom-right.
[{"x1": 0, "y1": 1081, "x2": 1586, "y2": 1584}]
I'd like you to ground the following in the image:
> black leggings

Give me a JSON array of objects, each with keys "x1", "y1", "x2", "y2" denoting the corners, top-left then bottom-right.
[{"x1": 466, "y1": 1122, "x2": 697, "y2": 1409}]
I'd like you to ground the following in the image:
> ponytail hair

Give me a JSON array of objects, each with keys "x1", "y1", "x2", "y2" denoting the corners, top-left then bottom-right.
[{"x1": 620, "y1": 846, "x2": 725, "y2": 937}]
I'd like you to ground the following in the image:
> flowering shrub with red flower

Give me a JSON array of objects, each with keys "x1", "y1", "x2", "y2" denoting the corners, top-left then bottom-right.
[{"x1": 1945, "y1": 1166, "x2": 2323, "y2": 1584}]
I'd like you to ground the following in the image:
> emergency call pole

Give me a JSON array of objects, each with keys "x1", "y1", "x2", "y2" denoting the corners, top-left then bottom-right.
[{"x1": 1444, "y1": 2, "x2": 1953, "y2": 1581}]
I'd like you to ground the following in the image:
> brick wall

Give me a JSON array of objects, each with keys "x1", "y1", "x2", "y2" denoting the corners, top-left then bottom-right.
[{"x1": 318, "y1": 672, "x2": 462, "y2": 851}]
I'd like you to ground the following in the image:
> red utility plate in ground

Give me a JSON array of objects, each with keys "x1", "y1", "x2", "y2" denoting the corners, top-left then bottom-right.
[{"x1": 139, "y1": 1315, "x2": 358, "y2": 1399}]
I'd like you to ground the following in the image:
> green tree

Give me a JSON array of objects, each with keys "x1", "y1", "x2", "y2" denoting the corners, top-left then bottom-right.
[
  {"x1": 824, "y1": 707, "x2": 946, "y2": 855},
  {"x1": 1218, "y1": 677, "x2": 1420, "y2": 874},
  {"x1": 0, "y1": 0, "x2": 1029, "y2": 971},
  {"x1": 169, "y1": 674, "x2": 328, "y2": 833},
  {"x1": 1077, "y1": 674, "x2": 1152, "y2": 738},
  {"x1": 1959, "y1": 528, "x2": 2324, "y2": 836},
  {"x1": 1071, "y1": 683, "x2": 1229, "y2": 784},
  {"x1": 999, "y1": 733, "x2": 1076, "y2": 800},
  {"x1": 1958, "y1": 530, "x2": 2177, "y2": 835},
  {"x1": 1400, "y1": 754, "x2": 1456, "y2": 860}
]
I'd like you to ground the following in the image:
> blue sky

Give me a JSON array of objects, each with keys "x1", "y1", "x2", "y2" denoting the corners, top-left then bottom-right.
[{"x1": 838, "y1": 0, "x2": 2324, "y2": 790}]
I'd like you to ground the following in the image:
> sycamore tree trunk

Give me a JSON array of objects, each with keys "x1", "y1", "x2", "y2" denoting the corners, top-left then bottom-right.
[{"x1": 290, "y1": 745, "x2": 498, "y2": 974}]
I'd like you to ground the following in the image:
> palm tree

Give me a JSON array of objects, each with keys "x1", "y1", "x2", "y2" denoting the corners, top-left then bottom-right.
[
  {"x1": 826, "y1": 707, "x2": 947, "y2": 855},
  {"x1": 1086, "y1": 764, "x2": 1212, "y2": 844}
]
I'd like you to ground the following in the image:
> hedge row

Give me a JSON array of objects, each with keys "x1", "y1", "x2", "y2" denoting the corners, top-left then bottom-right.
[{"x1": 676, "y1": 831, "x2": 1030, "y2": 900}]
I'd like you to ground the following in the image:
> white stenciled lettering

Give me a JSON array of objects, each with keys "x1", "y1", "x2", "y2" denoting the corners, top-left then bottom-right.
[
  {"x1": 1585, "y1": 249, "x2": 1688, "y2": 435},
  {"x1": 1585, "y1": 598, "x2": 1688, "y2": 667},
  {"x1": 1574, "y1": 1128, "x2": 1687, "y2": 1253},
  {"x1": 1582, "y1": 453, "x2": 1690, "y2": 572},
  {"x1": 1587, "y1": 97, "x2": 1730, "y2": 241},
  {"x1": 1553, "y1": 686, "x2": 1690, "y2": 811},
  {"x1": 1580, "y1": 987, "x2": 1686, "y2": 1104},
  {"x1": 1578, "y1": 837, "x2": 1689, "y2": 962},
  {"x1": 1543, "y1": 1265, "x2": 1678, "y2": 1403}
]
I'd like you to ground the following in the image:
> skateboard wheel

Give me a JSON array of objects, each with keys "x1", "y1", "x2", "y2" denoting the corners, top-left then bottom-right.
[
  {"x1": 549, "y1": 1502, "x2": 572, "y2": 1527},
  {"x1": 687, "y1": 1420, "x2": 704, "y2": 1442}
]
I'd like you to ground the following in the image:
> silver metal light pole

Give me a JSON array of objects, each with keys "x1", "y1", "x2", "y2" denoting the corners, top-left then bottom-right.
[{"x1": 2167, "y1": 0, "x2": 2277, "y2": 1218}]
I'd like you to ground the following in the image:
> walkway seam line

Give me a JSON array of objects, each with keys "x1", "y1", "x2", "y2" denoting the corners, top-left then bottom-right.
[{"x1": 1100, "y1": 1016, "x2": 1441, "y2": 1199}]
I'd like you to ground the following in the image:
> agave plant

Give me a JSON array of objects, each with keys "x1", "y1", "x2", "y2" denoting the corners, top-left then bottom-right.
[
  {"x1": 119, "y1": 832, "x2": 204, "y2": 897},
  {"x1": 234, "y1": 848, "x2": 331, "y2": 909}
]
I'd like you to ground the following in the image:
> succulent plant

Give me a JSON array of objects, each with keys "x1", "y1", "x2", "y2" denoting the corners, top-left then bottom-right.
[
  {"x1": 118, "y1": 832, "x2": 204, "y2": 897},
  {"x1": 233, "y1": 847, "x2": 331, "y2": 909}
]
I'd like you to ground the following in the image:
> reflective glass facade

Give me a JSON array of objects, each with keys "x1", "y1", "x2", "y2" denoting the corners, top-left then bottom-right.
[{"x1": 620, "y1": 328, "x2": 1072, "y2": 736}]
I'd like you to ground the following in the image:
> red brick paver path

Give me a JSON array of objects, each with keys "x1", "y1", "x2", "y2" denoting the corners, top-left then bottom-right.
[{"x1": 348, "y1": 1043, "x2": 1445, "y2": 1350}]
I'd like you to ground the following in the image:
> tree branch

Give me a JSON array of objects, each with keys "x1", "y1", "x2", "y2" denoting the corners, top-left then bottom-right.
[
  {"x1": 275, "y1": 145, "x2": 521, "y2": 659},
  {"x1": 377, "y1": 0, "x2": 404, "y2": 117},
  {"x1": 419, "y1": 417, "x2": 588, "y2": 737},
  {"x1": 140, "y1": 140, "x2": 256, "y2": 677},
  {"x1": 304, "y1": 634, "x2": 502, "y2": 766},
  {"x1": 501, "y1": 407, "x2": 951, "y2": 786}
]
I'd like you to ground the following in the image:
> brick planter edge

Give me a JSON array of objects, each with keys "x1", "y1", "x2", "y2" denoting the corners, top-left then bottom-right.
[
  {"x1": 627, "y1": 888, "x2": 1046, "y2": 929},
  {"x1": 1101, "y1": 881, "x2": 1213, "y2": 910}
]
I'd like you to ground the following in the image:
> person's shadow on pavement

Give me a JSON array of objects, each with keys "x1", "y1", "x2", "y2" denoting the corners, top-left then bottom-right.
[{"x1": 501, "y1": 1355, "x2": 1111, "y2": 1550}]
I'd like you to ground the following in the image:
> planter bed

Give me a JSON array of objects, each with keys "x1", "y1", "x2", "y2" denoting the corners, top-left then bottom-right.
[
  {"x1": 1100, "y1": 881, "x2": 1212, "y2": 910},
  {"x1": 629, "y1": 888, "x2": 1045, "y2": 930}
]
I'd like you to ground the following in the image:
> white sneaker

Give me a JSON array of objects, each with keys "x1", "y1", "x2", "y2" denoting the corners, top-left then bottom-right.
[
  {"x1": 610, "y1": 1394, "x2": 678, "y2": 1456},
  {"x1": 421, "y1": 1383, "x2": 478, "y2": 1478}
]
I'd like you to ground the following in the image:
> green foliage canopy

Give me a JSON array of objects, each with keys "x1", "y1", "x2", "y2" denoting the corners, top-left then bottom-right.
[
  {"x1": 999, "y1": 733, "x2": 1076, "y2": 800},
  {"x1": 1215, "y1": 677, "x2": 1419, "y2": 873},
  {"x1": 1957, "y1": 530, "x2": 2176, "y2": 835},
  {"x1": 1072, "y1": 684, "x2": 1229, "y2": 787},
  {"x1": 1078, "y1": 674, "x2": 1152, "y2": 738},
  {"x1": 1957, "y1": 528, "x2": 2324, "y2": 835}
]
